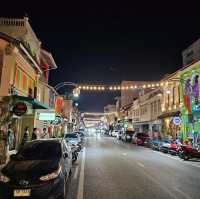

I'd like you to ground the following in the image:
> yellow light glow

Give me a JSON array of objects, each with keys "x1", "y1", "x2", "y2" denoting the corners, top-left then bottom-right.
[
  {"x1": 130, "y1": 86, "x2": 134, "y2": 89},
  {"x1": 134, "y1": 86, "x2": 137, "y2": 89},
  {"x1": 152, "y1": 84, "x2": 155, "y2": 87},
  {"x1": 98, "y1": 87, "x2": 101, "y2": 90},
  {"x1": 102, "y1": 87, "x2": 105, "y2": 90},
  {"x1": 122, "y1": 86, "x2": 125, "y2": 90},
  {"x1": 109, "y1": 87, "x2": 113, "y2": 90},
  {"x1": 156, "y1": 83, "x2": 159, "y2": 87},
  {"x1": 160, "y1": 82, "x2": 164, "y2": 86},
  {"x1": 90, "y1": 87, "x2": 93, "y2": 90},
  {"x1": 117, "y1": 86, "x2": 121, "y2": 90},
  {"x1": 78, "y1": 86, "x2": 82, "y2": 89},
  {"x1": 165, "y1": 82, "x2": 169, "y2": 86},
  {"x1": 147, "y1": 84, "x2": 151, "y2": 88},
  {"x1": 114, "y1": 86, "x2": 117, "y2": 90},
  {"x1": 126, "y1": 86, "x2": 129, "y2": 90},
  {"x1": 94, "y1": 86, "x2": 97, "y2": 90},
  {"x1": 143, "y1": 85, "x2": 146, "y2": 88},
  {"x1": 86, "y1": 86, "x2": 89, "y2": 90},
  {"x1": 83, "y1": 86, "x2": 86, "y2": 90}
]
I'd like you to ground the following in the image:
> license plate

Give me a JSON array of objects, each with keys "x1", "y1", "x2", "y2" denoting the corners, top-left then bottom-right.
[{"x1": 14, "y1": 189, "x2": 31, "y2": 197}]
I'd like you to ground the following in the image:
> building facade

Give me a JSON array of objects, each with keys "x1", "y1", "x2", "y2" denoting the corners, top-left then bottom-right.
[{"x1": 0, "y1": 17, "x2": 57, "y2": 163}]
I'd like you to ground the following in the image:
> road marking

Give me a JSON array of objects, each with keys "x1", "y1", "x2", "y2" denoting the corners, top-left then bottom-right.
[
  {"x1": 77, "y1": 147, "x2": 85, "y2": 199},
  {"x1": 73, "y1": 167, "x2": 79, "y2": 180},
  {"x1": 137, "y1": 162, "x2": 145, "y2": 168},
  {"x1": 122, "y1": 152, "x2": 127, "y2": 156}
]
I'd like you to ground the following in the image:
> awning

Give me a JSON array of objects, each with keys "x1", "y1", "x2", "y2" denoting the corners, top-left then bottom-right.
[
  {"x1": 158, "y1": 111, "x2": 180, "y2": 119},
  {"x1": 13, "y1": 95, "x2": 49, "y2": 109}
]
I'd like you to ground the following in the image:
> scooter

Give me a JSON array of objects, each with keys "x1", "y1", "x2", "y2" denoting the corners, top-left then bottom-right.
[
  {"x1": 179, "y1": 145, "x2": 200, "y2": 160},
  {"x1": 169, "y1": 141, "x2": 182, "y2": 155}
]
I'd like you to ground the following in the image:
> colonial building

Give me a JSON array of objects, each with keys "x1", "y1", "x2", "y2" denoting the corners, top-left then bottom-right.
[
  {"x1": 0, "y1": 17, "x2": 57, "y2": 163},
  {"x1": 158, "y1": 71, "x2": 181, "y2": 139}
]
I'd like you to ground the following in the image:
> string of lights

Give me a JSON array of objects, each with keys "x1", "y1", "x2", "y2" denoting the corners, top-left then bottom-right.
[{"x1": 76, "y1": 81, "x2": 171, "y2": 91}]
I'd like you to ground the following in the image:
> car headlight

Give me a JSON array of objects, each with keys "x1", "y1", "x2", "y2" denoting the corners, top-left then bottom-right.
[
  {"x1": 0, "y1": 171, "x2": 10, "y2": 183},
  {"x1": 40, "y1": 166, "x2": 61, "y2": 181}
]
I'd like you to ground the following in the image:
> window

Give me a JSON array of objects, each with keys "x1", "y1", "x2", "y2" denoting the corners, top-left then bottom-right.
[
  {"x1": 158, "y1": 100, "x2": 161, "y2": 114},
  {"x1": 173, "y1": 87, "x2": 175, "y2": 105},
  {"x1": 178, "y1": 86, "x2": 180, "y2": 104}
]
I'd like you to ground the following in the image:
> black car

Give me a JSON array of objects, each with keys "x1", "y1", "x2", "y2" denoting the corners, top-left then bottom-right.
[{"x1": 0, "y1": 139, "x2": 72, "y2": 199}]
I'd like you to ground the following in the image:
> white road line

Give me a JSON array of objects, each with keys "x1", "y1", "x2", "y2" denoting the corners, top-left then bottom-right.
[
  {"x1": 77, "y1": 147, "x2": 86, "y2": 199},
  {"x1": 137, "y1": 162, "x2": 145, "y2": 168},
  {"x1": 73, "y1": 167, "x2": 79, "y2": 180}
]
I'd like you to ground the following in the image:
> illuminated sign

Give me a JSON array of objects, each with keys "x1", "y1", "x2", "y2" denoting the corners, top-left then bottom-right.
[
  {"x1": 39, "y1": 113, "x2": 55, "y2": 121},
  {"x1": 13, "y1": 102, "x2": 27, "y2": 116},
  {"x1": 173, "y1": 117, "x2": 182, "y2": 125}
]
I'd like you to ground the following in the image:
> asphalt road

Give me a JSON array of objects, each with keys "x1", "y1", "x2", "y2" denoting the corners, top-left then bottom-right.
[{"x1": 66, "y1": 133, "x2": 200, "y2": 199}]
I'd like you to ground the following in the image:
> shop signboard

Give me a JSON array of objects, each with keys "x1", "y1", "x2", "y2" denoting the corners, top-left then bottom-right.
[
  {"x1": 39, "y1": 113, "x2": 55, "y2": 121},
  {"x1": 173, "y1": 117, "x2": 182, "y2": 125},
  {"x1": 13, "y1": 102, "x2": 27, "y2": 116}
]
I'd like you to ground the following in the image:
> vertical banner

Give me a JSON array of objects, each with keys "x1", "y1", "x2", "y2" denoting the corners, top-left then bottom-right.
[{"x1": 55, "y1": 96, "x2": 63, "y2": 114}]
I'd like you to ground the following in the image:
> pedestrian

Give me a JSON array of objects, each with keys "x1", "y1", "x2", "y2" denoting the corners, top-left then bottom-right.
[
  {"x1": 32, "y1": 128, "x2": 37, "y2": 140},
  {"x1": 7, "y1": 124, "x2": 15, "y2": 150},
  {"x1": 22, "y1": 126, "x2": 29, "y2": 144},
  {"x1": 42, "y1": 128, "x2": 49, "y2": 139}
]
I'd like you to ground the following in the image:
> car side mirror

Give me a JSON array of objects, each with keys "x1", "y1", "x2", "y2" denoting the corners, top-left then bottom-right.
[{"x1": 63, "y1": 152, "x2": 68, "y2": 159}]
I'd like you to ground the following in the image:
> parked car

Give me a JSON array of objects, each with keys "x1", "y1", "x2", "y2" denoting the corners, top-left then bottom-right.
[
  {"x1": 179, "y1": 144, "x2": 200, "y2": 160},
  {"x1": 64, "y1": 133, "x2": 82, "y2": 151},
  {"x1": 122, "y1": 131, "x2": 134, "y2": 142},
  {"x1": 169, "y1": 141, "x2": 182, "y2": 155},
  {"x1": 159, "y1": 139, "x2": 173, "y2": 153},
  {"x1": 74, "y1": 131, "x2": 85, "y2": 142},
  {"x1": 111, "y1": 130, "x2": 118, "y2": 137},
  {"x1": 0, "y1": 139, "x2": 72, "y2": 199},
  {"x1": 150, "y1": 139, "x2": 162, "y2": 150},
  {"x1": 116, "y1": 130, "x2": 123, "y2": 140},
  {"x1": 132, "y1": 132, "x2": 149, "y2": 145}
]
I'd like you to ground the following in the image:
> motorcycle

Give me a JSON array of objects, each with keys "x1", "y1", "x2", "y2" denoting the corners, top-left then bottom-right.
[
  {"x1": 179, "y1": 145, "x2": 200, "y2": 160},
  {"x1": 169, "y1": 141, "x2": 182, "y2": 155},
  {"x1": 71, "y1": 144, "x2": 79, "y2": 162}
]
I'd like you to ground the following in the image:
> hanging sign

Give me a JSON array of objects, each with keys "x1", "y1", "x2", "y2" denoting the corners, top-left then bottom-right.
[
  {"x1": 13, "y1": 102, "x2": 27, "y2": 116},
  {"x1": 173, "y1": 117, "x2": 182, "y2": 125}
]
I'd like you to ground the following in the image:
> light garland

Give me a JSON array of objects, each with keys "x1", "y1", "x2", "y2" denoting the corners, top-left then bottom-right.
[{"x1": 77, "y1": 81, "x2": 173, "y2": 92}]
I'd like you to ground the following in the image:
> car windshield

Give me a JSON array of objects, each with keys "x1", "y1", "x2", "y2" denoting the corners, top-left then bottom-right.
[
  {"x1": 17, "y1": 141, "x2": 62, "y2": 160},
  {"x1": 65, "y1": 134, "x2": 78, "y2": 139}
]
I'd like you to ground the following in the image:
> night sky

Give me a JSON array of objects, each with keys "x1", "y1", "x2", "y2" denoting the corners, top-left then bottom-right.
[{"x1": 1, "y1": 3, "x2": 200, "y2": 112}]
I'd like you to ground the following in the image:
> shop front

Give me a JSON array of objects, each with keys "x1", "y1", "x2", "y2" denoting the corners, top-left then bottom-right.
[
  {"x1": 180, "y1": 61, "x2": 200, "y2": 146},
  {"x1": 158, "y1": 111, "x2": 181, "y2": 140}
]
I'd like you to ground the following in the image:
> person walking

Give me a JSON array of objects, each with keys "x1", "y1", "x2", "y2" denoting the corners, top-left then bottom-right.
[
  {"x1": 7, "y1": 124, "x2": 15, "y2": 151},
  {"x1": 32, "y1": 128, "x2": 37, "y2": 140},
  {"x1": 42, "y1": 128, "x2": 49, "y2": 139},
  {"x1": 22, "y1": 127, "x2": 29, "y2": 144}
]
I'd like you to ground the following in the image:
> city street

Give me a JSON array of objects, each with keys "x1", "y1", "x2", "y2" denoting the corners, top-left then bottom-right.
[{"x1": 67, "y1": 134, "x2": 200, "y2": 199}]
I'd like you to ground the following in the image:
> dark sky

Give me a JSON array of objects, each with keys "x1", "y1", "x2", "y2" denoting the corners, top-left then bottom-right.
[{"x1": 1, "y1": 2, "x2": 200, "y2": 112}]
